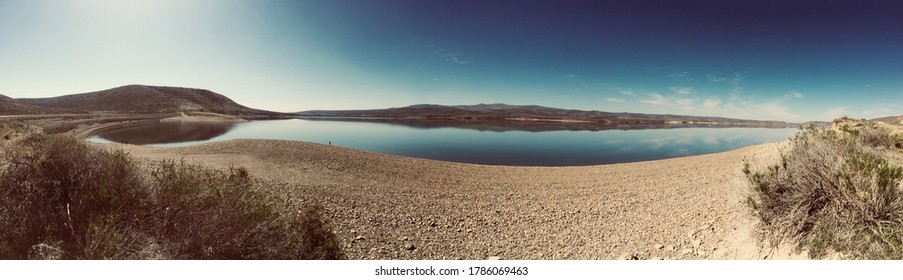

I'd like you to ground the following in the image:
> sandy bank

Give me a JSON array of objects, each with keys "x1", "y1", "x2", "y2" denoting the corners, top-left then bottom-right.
[
  {"x1": 159, "y1": 112, "x2": 247, "y2": 123},
  {"x1": 102, "y1": 139, "x2": 800, "y2": 260}
]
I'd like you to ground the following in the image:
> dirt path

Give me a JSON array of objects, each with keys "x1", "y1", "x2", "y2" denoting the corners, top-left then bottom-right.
[{"x1": 106, "y1": 139, "x2": 797, "y2": 260}]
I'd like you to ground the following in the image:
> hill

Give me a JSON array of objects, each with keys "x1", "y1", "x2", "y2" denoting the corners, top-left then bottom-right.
[
  {"x1": 0, "y1": 94, "x2": 58, "y2": 115},
  {"x1": 872, "y1": 115, "x2": 903, "y2": 125},
  {"x1": 15, "y1": 85, "x2": 281, "y2": 115},
  {"x1": 297, "y1": 103, "x2": 794, "y2": 128}
]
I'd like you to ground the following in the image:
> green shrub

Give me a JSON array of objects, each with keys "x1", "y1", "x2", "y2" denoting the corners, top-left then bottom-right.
[
  {"x1": 0, "y1": 133, "x2": 343, "y2": 259},
  {"x1": 745, "y1": 125, "x2": 903, "y2": 259}
]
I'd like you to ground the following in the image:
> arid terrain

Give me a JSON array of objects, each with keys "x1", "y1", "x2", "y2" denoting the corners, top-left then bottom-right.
[
  {"x1": 0, "y1": 85, "x2": 291, "y2": 136},
  {"x1": 5, "y1": 85, "x2": 901, "y2": 260},
  {"x1": 99, "y1": 137, "x2": 798, "y2": 260}
]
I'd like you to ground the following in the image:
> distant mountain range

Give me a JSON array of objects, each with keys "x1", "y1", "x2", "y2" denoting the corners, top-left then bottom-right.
[
  {"x1": 1, "y1": 85, "x2": 282, "y2": 116},
  {"x1": 5, "y1": 86, "x2": 898, "y2": 129},
  {"x1": 297, "y1": 103, "x2": 796, "y2": 128}
]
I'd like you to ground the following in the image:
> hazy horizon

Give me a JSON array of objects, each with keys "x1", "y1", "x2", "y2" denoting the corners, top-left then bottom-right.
[{"x1": 1, "y1": 0, "x2": 901, "y2": 122}]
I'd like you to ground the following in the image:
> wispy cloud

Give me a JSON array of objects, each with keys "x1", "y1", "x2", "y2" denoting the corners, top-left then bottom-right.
[
  {"x1": 860, "y1": 104, "x2": 902, "y2": 119},
  {"x1": 605, "y1": 97, "x2": 625, "y2": 103},
  {"x1": 730, "y1": 72, "x2": 744, "y2": 86},
  {"x1": 669, "y1": 86, "x2": 694, "y2": 95},
  {"x1": 861, "y1": 106, "x2": 892, "y2": 118},
  {"x1": 443, "y1": 53, "x2": 468, "y2": 64},
  {"x1": 638, "y1": 93, "x2": 695, "y2": 107},
  {"x1": 618, "y1": 88, "x2": 637, "y2": 96},
  {"x1": 428, "y1": 47, "x2": 469, "y2": 65},
  {"x1": 819, "y1": 107, "x2": 849, "y2": 121},
  {"x1": 722, "y1": 101, "x2": 802, "y2": 122},
  {"x1": 674, "y1": 98, "x2": 695, "y2": 106},
  {"x1": 640, "y1": 93, "x2": 670, "y2": 105},
  {"x1": 563, "y1": 74, "x2": 589, "y2": 91},
  {"x1": 640, "y1": 92, "x2": 696, "y2": 109},
  {"x1": 668, "y1": 71, "x2": 693, "y2": 81},
  {"x1": 706, "y1": 74, "x2": 727, "y2": 83},
  {"x1": 642, "y1": 94, "x2": 803, "y2": 122},
  {"x1": 784, "y1": 91, "x2": 805, "y2": 98},
  {"x1": 728, "y1": 88, "x2": 742, "y2": 101}
]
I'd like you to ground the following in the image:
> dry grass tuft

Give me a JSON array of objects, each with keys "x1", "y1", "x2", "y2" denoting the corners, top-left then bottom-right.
[{"x1": 744, "y1": 122, "x2": 903, "y2": 259}]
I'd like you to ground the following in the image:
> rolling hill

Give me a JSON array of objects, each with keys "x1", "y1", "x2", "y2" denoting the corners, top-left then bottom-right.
[
  {"x1": 0, "y1": 94, "x2": 57, "y2": 115},
  {"x1": 297, "y1": 103, "x2": 794, "y2": 128},
  {"x1": 873, "y1": 115, "x2": 903, "y2": 125},
  {"x1": 12, "y1": 85, "x2": 281, "y2": 115}
]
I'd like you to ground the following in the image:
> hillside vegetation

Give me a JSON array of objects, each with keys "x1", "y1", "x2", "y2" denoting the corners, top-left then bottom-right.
[
  {"x1": 8, "y1": 85, "x2": 281, "y2": 115},
  {"x1": 0, "y1": 94, "x2": 57, "y2": 115},
  {"x1": 0, "y1": 127, "x2": 342, "y2": 259},
  {"x1": 744, "y1": 118, "x2": 903, "y2": 259}
]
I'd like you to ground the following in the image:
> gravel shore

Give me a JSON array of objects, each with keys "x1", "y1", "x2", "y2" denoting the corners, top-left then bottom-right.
[{"x1": 107, "y1": 139, "x2": 795, "y2": 260}]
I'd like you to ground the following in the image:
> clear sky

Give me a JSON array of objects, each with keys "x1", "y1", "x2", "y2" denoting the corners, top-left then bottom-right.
[{"x1": 1, "y1": 0, "x2": 901, "y2": 122}]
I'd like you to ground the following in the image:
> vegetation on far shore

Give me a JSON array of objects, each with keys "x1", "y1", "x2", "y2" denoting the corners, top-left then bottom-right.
[
  {"x1": 0, "y1": 124, "x2": 342, "y2": 260},
  {"x1": 744, "y1": 118, "x2": 903, "y2": 259}
]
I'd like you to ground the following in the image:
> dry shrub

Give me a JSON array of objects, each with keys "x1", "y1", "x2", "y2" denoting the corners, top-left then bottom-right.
[
  {"x1": 0, "y1": 134, "x2": 150, "y2": 259},
  {"x1": 149, "y1": 161, "x2": 342, "y2": 259},
  {"x1": 1, "y1": 122, "x2": 29, "y2": 141},
  {"x1": 0, "y1": 133, "x2": 343, "y2": 259},
  {"x1": 745, "y1": 124, "x2": 903, "y2": 259},
  {"x1": 848, "y1": 123, "x2": 902, "y2": 150},
  {"x1": 295, "y1": 205, "x2": 344, "y2": 260}
]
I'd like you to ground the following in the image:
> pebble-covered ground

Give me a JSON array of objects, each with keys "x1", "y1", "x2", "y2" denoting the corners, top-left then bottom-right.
[{"x1": 111, "y1": 139, "x2": 797, "y2": 260}]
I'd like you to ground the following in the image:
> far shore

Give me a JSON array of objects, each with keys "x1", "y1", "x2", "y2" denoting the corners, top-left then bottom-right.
[{"x1": 159, "y1": 112, "x2": 248, "y2": 123}]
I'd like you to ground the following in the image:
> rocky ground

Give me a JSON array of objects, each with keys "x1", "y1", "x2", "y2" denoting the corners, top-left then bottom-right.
[{"x1": 106, "y1": 138, "x2": 803, "y2": 260}]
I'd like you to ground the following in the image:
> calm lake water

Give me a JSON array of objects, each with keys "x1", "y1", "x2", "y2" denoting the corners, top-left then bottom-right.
[{"x1": 89, "y1": 119, "x2": 798, "y2": 166}]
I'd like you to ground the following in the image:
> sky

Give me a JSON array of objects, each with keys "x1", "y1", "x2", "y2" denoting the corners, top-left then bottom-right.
[{"x1": 1, "y1": 0, "x2": 901, "y2": 122}]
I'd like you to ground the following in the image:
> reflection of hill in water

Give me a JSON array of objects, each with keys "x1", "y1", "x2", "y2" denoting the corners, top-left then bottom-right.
[
  {"x1": 96, "y1": 121, "x2": 236, "y2": 145},
  {"x1": 299, "y1": 117, "x2": 790, "y2": 132}
]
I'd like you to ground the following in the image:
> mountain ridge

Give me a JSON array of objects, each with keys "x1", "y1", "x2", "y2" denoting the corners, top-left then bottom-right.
[{"x1": 296, "y1": 103, "x2": 795, "y2": 127}]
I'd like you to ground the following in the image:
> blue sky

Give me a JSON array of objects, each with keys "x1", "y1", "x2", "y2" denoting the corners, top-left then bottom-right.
[{"x1": 1, "y1": 0, "x2": 901, "y2": 122}]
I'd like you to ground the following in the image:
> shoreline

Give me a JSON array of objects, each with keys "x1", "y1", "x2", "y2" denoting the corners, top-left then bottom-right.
[
  {"x1": 297, "y1": 116, "x2": 798, "y2": 132},
  {"x1": 8, "y1": 113, "x2": 808, "y2": 259},
  {"x1": 159, "y1": 112, "x2": 249, "y2": 123},
  {"x1": 100, "y1": 138, "x2": 804, "y2": 260},
  {"x1": 0, "y1": 113, "x2": 280, "y2": 139}
]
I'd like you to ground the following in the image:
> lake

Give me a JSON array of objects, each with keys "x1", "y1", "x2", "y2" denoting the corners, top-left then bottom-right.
[{"x1": 89, "y1": 119, "x2": 798, "y2": 166}]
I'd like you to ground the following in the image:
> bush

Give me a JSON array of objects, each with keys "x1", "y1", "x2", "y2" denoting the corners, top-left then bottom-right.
[
  {"x1": 1, "y1": 122, "x2": 29, "y2": 141},
  {"x1": 148, "y1": 161, "x2": 343, "y2": 259},
  {"x1": 0, "y1": 133, "x2": 343, "y2": 259},
  {"x1": 745, "y1": 124, "x2": 903, "y2": 259},
  {"x1": 0, "y1": 134, "x2": 150, "y2": 259}
]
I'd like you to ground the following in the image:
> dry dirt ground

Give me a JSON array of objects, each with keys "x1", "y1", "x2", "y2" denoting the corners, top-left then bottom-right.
[{"x1": 101, "y1": 138, "x2": 806, "y2": 260}]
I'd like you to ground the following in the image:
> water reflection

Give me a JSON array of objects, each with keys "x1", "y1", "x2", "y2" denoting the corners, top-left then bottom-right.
[
  {"x1": 93, "y1": 120, "x2": 236, "y2": 145},
  {"x1": 88, "y1": 119, "x2": 798, "y2": 166},
  {"x1": 298, "y1": 117, "x2": 793, "y2": 132}
]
